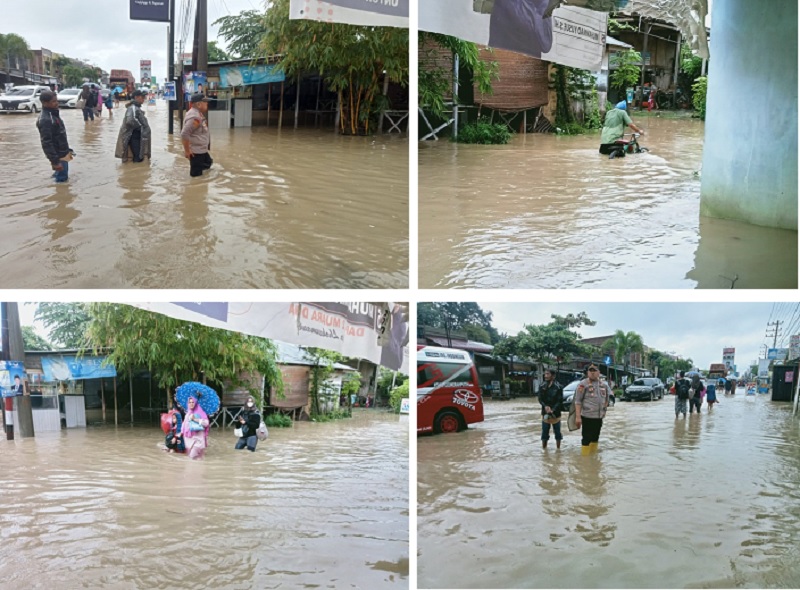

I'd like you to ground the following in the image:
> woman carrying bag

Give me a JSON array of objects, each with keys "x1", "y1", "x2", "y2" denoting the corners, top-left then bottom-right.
[{"x1": 234, "y1": 396, "x2": 262, "y2": 452}]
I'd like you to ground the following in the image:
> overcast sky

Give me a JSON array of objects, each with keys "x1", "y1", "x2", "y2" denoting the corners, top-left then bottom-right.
[
  {"x1": 479, "y1": 302, "x2": 799, "y2": 371},
  {"x1": 3, "y1": 0, "x2": 264, "y2": 84}
]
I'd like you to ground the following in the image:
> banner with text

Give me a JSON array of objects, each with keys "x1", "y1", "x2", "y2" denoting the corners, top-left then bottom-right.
[
  {"x1": 0, "y1": 361, "x2": 26, "y2": 398},
  {"x1": 289, "y1": 0, "x2": 409, "y2": 28},
  {"x1": 420, "y1": 0, "x2": 606, "y2": 70},
  {"x1": 130, "y1": 0, "x2": 170, "y2": 23},
  {"x1": 131, "y1": 303, "x2": 409, "y2": 371},
  {"x1": 219, "y1": 64, "x2": 286, "y2": 87}
]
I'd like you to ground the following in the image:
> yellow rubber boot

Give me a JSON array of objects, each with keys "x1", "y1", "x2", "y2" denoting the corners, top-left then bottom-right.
[
  {"x1": 589, "y1": 442, "x2": 599, "y2": 453},
  {"x1": 581, "y1": 445, "x2": 591, "y2": 456}
]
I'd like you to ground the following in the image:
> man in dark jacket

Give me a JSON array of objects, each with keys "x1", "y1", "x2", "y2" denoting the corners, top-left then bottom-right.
[
  {"x1": 539, "y1": 369, "x2": 564, "y2": 449},
  {"x1": 36, "y1": 90, "x2": 73, "y2": 183},
  {"x1": 79, "y1": 83, "x2": 96, "y2": 122}
]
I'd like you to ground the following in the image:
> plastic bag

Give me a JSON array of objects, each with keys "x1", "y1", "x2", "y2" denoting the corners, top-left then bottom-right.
[{"x1": 256, "y1": 421, "x2": 268, "y2": 441}]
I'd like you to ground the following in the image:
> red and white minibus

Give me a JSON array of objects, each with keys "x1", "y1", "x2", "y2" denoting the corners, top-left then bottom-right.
[{"x1": 417, "y1": 345, "x2": 484, "y2": 434}]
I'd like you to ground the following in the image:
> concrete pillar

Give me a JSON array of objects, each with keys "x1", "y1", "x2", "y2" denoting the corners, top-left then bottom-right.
[{"x1": 700, "y1": 0, "x2": 798, "y2": 230}]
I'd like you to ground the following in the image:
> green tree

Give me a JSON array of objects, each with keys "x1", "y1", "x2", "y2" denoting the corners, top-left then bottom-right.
[
  {"x1": 208, "y1": 41, "x2": 232, "y2": 62},
  {"x1": 0, "y1": 33, "x2": 32, "y2": 86},
  {"x1": 85, "y1": 303, "x2": 283, "y2": 406},
  {"x1": 21, "y1": 326, "x2": 52, "y2": 351},
  {"x1": 603, "y1": 330, "x2": 644, "y2": 383},
  {"x1": 550, "y1": 65, "x2": 598, "y2": 134},
  {"x1": 680, "y1": 43, "x2": 704, "y2": 79},
  {"x1": 418, "y1": 32, "x2": 498, "y2": 120},
  {"x1": 463, "y1": 324, "x2": 492, "y2": 344},
  {"x1": 304, "y1": 347, "x2": 347, "y2": 418},
  {"x1": 691, "y1": 76, "x2": 708, "y2": 120},
  {"x1": 63, "y1": 65, "x2": 85, "y2": 88},
  {"x1": 418, "y1": 302, "x2": 500, "y2": 344},
  {"x1": 213, "y1": 9, "x2": 268, "y2": 59},
  {"x1": 609, "y1": 49, "x2": 642, "y2": 91},
  {"x1": 389, "y1": 380, "x2": 409, "y2": 413},
  {"x1": 261, "y1": 0, "x2": 408, "y2": 135},
  {"x1": 35, "y1": 303, "x2": 92, "y2": 348}
]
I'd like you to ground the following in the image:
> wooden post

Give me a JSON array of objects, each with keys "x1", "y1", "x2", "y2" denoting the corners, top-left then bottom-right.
[
  {"x1": 334, "y1": 91, "x2": 341, "y2": 133},
  {"x1": 378, "y1": 74, "x2": 390, "y2": 133},
  {"x1": 523, "y1": 110, "x2": 527, "y2": 134},
  {"x1": 314, "y1": 76, "x2": 322, "y2": 127},
  {"x1": 113, "y1": 376, "x2": 118, "y2": 426},
  {"x1": 100, "y1": 378, "x2": 106, "y2": 422},
  {"x1": 278, "y1": 80, "x2": 284, "y2": 131},
  {"x1": 129, "y1": 370, "x2": 134, "y2": 426},
  {"x1": 267, "y1": 83, "x2": 271, "y2": 127},
  {"x1": 672, "y1": 32, "x2": 682, "y2": 108},
  {"x1": 294, "y1": 75, "x2": 300, "y2": 129}
]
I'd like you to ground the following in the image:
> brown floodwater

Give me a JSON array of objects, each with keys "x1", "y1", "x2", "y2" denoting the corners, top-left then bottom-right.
[
  {"x1": 418, "y1": 395, "x2": 800, "y2": 588},
  {"x1": 419, "y1": 116, "x2": 797, "y2": 289},
  {"x1": 0, "y1": 103, "x2": 408, "y2": 288},
  {"x1": 0, "y1": 410, "x2": 409, "y2": 589}
]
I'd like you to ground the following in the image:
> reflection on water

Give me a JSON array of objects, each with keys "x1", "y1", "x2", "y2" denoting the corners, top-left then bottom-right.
[
  {"x1": 0, "y1": 103, "x2": 408, "y2": 288},
  {"x1": 0, "y1": 411, "x2": 408, "y2": 589},
  {"x1": 419, "y1": 117, "x2": 797, "y2": 289},
  {"x1": 418, "y1": 396, "x2": 800, "y2": 588}
]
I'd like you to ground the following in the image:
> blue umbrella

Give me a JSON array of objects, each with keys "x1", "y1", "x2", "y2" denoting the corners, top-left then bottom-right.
[
  {"x1": 113, "y1": 86, "x2": 124, "y2": 93},
  {"x1": 175, "y1": 382, "x2": 220, "y2": 417},
  {"x1": 685, "y1": 371, "x2": 701, "y2": 378}
]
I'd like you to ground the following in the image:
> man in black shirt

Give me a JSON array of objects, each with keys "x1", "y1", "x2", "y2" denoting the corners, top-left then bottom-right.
[{"x1": 539, "y1": 369, "x2": 564, "y2": 449}]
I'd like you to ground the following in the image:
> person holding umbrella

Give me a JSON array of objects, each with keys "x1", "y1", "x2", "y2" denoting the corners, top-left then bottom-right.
[
  {"x1": 181, "y1": 395, "x2": 210, "y2": 459},
  {"x1": 234, "y1": 396, "x2": 261, "y2": 453}
]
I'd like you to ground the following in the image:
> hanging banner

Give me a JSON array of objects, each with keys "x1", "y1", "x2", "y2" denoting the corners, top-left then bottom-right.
[
  {"x1": 140, "y1": 60, "x2": 152, "y2": 86},
  {"x1": 289, "y1": 0, "x2": 409, "y2": 28},
  {"x1": 420, "y1": 1, "x2": 607, "y2": 70},
  {"x1": 41, "y1": 356, "x2": 117, "y2": 382},
  {"x1": 164, "y1": 82, "x2": 176, "y2": 100},
  {"x1": 131, "y1": 303, "x2": 409, "y2": 371},
  {"x1": 183, "y1": 71, "x2": 207, "y2": 102},
  {"x1": 130, "y1": 0, "x2": 170, "y2": 23},
  {"x1": 219, "y1": 64, "x2": 286, "y2": 87},
  {"x1": 0, "y1": 361, "x2": 26, "y2": 398}
]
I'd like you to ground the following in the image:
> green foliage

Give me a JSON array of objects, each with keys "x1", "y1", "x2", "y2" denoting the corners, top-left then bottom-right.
[
  {"x1": 419, "y1": 32, "x2": 498, "y2": 119},
  {"x1": 21, "y1": 326, "x2": 52, "y2": 351},
  {"x1": 260, "y1": 0, "x2": 408, "y2": 135},
  {"x1": 457, "y1": 119, "x2": 511, "y2": 144},
  {"x1": 305, "y1": 347, "x2": 344, "y2": 417},
  {"x1": 63, "y1": 65, "x2": 86, "y2": 89},
  {"x1": 0, "y1": 33, "x2": 31, "y2": 82},
  {"x1": 265, "y1": 413, "x2": 292, "y2": 427},
  {"x1": 608, "y1": 17, "x2": 637, "y2": 34},
  {"x1": 35, "y1": 303, "x2": 91, "y2": 348},
  {"x1": 691, "y1": 76, "x2": 708, "y2": 120},
  {"x1": 550, "y1": 65, "x2": 600, "y2": 134},
  {"x1": 341, "y1": 372, "x2": 362, "y2": 397},
  {"x1": 418, "y1": 303, "x2": 501, "y2": 343},
  {"x1": 609, "y1": 49, "x2": 642, "y2": 90},
  {"x1": 213, "y1": 10, "x2": 267, "y2": 58},
  {"x1": 680, "y1": 43, "x2": 703, "y2": 79},
  {"x1": 84, "y1": 304, "x2": 284, "y2": 401},
  {"x1": 603, "y1": 330, "x2": 644, "y2": 382},
  {"x1": 389, "y1": 381, "x2": 409, "y2": 413},
  {"x1": 311, "y1": 408, "x2": 352, "y2": 422},
  {"x1": 208, "y1": 41, "x2": 232, "y2": 62}
]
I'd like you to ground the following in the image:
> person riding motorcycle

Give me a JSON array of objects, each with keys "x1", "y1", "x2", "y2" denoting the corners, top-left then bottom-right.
[{"x1": 599, "y1": 100, "x2": 645, "y2": 155}]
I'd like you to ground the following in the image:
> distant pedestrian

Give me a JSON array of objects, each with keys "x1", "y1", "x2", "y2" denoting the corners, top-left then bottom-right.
[
  {"x1": 113, "y1": 90, "x2": 120, "y2": 107},
  {"x1": 724, "y1": 378, "x2": 733, "y2": 395},
  {"x1": 673, "y1": 371, "x2": 692, "y2": 418},
  {"x1": 689, "y1": 374, "x2": 705, "y2": 413},
  {"x1": 574, "y1": 364, "x2": 611, "y2": 455},
  {"x1": 36, "y1": 90, "x2": 73, "y2": 183},
  {"x1": 538, "y1": 369, "x2": 564, "y2": 450},
  {"x1": 181, "y1": 92, "x2": 213, "y2": 177},
  {"x1": 234, "y1": 396, "x2": 261, "y2": 452},
  {"x1": 104, "y1": 92, "x2": 114, "y2": 117},
  {"x1": 706, "y1": 381, "x2": 718, "y2": 409},
  {"x1": 115, "y1": 89, "x2": 151, "y2": 163},
  {"x1": 79, "y1": 83, "x2": 96, "y2": 122}
]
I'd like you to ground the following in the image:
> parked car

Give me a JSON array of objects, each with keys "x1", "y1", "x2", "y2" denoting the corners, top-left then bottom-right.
[
  {"x1": 0, "y1": 85, "x2": 49, "y2": 113},
  {"x1": 623, "y1": 377, "x2": 665, "y2": 401},
  {"x1": 562, "y1": 379, "x2": 615, "y2": 410},
  {"x1": 57, "y1": 87, "x2": 82, "y2": 108}
]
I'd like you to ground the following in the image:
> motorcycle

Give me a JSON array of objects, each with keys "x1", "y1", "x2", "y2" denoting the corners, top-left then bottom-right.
[{"x1": 602, "y1": 133, "x2": 649, "y2": 159}]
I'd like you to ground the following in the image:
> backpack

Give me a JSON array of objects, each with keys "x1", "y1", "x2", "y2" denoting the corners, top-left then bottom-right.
[{"x1": 676, "y1": 379, "x2": 691, "y2": 400}]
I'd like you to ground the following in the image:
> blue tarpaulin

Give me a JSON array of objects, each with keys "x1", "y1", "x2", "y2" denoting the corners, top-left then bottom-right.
[{"x1": 41, "y1": 356, "x2": 117, "y2": 381}]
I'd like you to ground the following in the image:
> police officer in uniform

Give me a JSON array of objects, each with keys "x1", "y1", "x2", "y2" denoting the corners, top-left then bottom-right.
[{"x1": 574, "y1": 364, "x2": 611, "y2": 455}]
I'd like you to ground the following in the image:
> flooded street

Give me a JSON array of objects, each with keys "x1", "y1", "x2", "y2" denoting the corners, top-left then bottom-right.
[
  {"x1": 0, "y1": 104, "x2": 408, "y2": 288},
  {"x1": 0, "y1": 410, "x2": 408, "y2": 589},
  {"x1": 419, "y1": 116, "x2": 796, "y2": 289},
  {"x1": 418, "y1": 396, "x2": 800, "y2": 588}
]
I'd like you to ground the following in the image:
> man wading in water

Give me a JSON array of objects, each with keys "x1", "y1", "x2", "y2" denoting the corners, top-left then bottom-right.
[{"x1": 181, "y1": 92, "x2": 213, "y2": 177}]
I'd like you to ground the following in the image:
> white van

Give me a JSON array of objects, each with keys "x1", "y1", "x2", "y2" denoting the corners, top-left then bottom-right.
[{"x1": 0, "y1": 85, "x2": 49, "y2": 113}]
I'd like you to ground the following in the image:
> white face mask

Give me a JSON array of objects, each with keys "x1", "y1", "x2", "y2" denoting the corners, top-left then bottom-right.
[{"x1": 247, "y1": 401, "x2": 254, "y2": 408}]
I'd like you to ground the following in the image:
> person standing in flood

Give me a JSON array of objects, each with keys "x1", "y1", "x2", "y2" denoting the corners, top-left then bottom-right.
[
  {"x1": 689, "y1": 374, "x2": 705, "y2": 414},
  {"x1": 673, "y1": 371, "x2": 692, "y2": 418},
  {"x1": 79, "y1": 83, "x2": 96, "y2": 122},
  {"x1": 115, "y1": 89, "x2": 151, "y2": 163},
  {"x1": 573, "y1": 364, "x2": 610, "y2": 455},
  {"x1": 181, "y1": 395, "x2": 210, "y2": 460},
  {"x1": 705, "y1": 379, "x2": 718, "y2": 410},
  {"x1": 234, "y1": 396, "x2": 261, "y2": 453},
  {"x1": 36, "y1": 90, "x2": 73, "y2": 183},
  {"x1": 538, "y1": 369, "x2": 564, "y2": 450},
  {"x1": 181, "y1": 92, "x2": 213, "y2": 177}
]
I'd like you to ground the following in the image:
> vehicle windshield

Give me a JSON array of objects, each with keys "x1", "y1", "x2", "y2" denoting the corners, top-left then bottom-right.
[
  {"x1": 60, "y1": 89, "x2": 80, "y2": 95},
  {"x1": 633, "y1": 379, "x2": 650, "y2": 386},
  {"x1": 7, "y1": 88, "x2": 34, "y2": 97}
]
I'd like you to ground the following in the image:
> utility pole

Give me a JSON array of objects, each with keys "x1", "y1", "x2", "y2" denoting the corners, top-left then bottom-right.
[
  {"x1": 191, "y1": 0, "x2": 208, "y2": 72},
  {"x1": 766, "y1": 320, "x2": 783, "y2": 351},
  {"x1": 167, "y1": 0, "x2": 175, "y2": 134}
]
